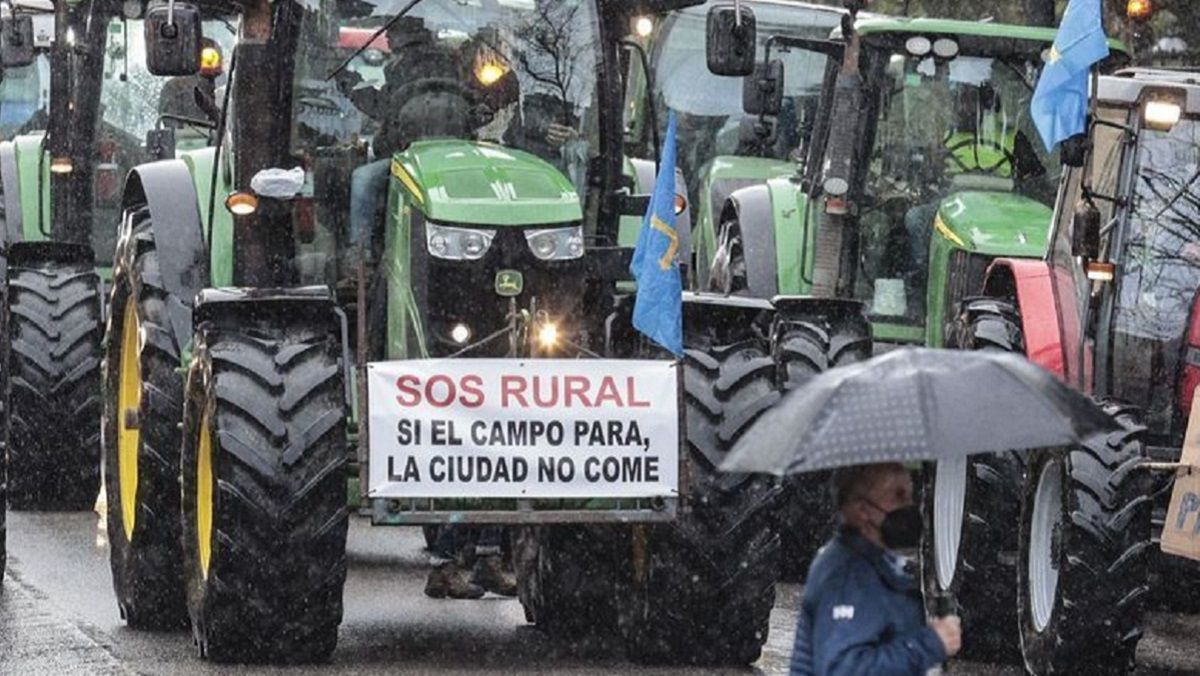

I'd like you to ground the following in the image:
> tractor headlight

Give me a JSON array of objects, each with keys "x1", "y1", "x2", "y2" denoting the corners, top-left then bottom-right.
[
  {"x1": 525, "y1": 225, "x2": 584, "y2": 261},
  {"x1": 425, "y1": 222, "x2": 495, "y2": 261}
]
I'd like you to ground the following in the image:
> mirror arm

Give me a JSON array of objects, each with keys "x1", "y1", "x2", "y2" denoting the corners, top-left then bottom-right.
[
  {"x1": 620, "y1": 39, "x2": 661, "y2": 173},
  {"x1": 1080, "y1": 186, "x2": 1119, "y2": 205},
  {"x1": 760, "y1": 36, "x2": 776, "y2": 125}
]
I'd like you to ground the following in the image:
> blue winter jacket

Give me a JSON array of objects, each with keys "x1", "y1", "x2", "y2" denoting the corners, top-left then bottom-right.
[{"x1": 790, "y1": 527, "x2": 946, "y2": 676}]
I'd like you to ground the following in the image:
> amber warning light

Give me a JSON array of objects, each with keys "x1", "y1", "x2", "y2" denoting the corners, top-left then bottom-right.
[{"x1": 1127, "y1": 0, "x2": 1152, "y2": 21}]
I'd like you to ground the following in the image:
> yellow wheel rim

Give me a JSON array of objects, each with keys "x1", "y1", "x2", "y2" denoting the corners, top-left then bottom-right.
[
  {"x1": 197, "y1": 407, "x2": 214, "y2": 580},
  {"x1": 117, "y1": 302, "x2": 141, "y2": 542}
]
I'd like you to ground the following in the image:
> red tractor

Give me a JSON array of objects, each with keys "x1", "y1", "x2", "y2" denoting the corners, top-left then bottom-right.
[{"x1": 928, "y1": 69, "x2": 1200, "y2": 673}]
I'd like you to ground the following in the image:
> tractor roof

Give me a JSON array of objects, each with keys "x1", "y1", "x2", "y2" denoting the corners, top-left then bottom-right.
[
  {"x1": 734, "y1": 0, "x2": 845, "y2": 12},
  {"x1": 847, "y1": 17, "x2": 1127, "y2": 56},
  {"x1": 1098, "y1": 70, "x2": 1200, "y2": 114}
]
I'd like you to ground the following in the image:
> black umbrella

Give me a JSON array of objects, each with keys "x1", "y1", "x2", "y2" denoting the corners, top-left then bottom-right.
[{"x1": 720, "y1": 347, "x2": 1119, "y2": 475}]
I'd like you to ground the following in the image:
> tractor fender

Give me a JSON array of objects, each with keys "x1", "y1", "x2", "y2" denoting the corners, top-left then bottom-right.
[
  {"x1": 7, "y1": 241, "x2": 92, "y2": 265},
  {"x1": 193, "y1": 286, "x2": 350, "y2": 407},
  {"x1": 721, "y1": 184, "x2": 778, "y2": 298},
  {"x1": 769, "y1": 295, "x2": 872, "y2": 357},
  {"x1": 122, "y1": 160, "x2": 209, "y2": 353},
  {"x1": 0, "y1": 140, "x2": 22, "y2": 244},
  {"x1": 982, "y1": 257, "x2": 1065, "y2": 378},
  {"x1": 682, "y1": 291, "x2": 775, "y2": 348},
  {"x1": 193, "y1": 286, "x2": 338, "y2": 327},
  {"x1": 770, "y1": 296, "x2": 868, "y2": 330},
  {"x1": 628, "y1": 157, "x2": 692, "y2": 262}
]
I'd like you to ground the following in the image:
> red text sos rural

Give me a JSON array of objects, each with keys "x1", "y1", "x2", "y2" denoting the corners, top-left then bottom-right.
[{"x1": 394, "y1": 374, "x2": 652, "y2": 409}]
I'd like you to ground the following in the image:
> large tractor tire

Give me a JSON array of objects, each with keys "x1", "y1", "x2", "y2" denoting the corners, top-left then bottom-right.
[
  {"x1": 180, "y1": 312, "x2": 349, "y2": 663},
  {"x1": 103, "y1": 209, "x2": 189, "y2": 629},
  {"x1": 6, "y1": 255, "x2": 101, "y2": 509},
  {"x1": 617, "y1": 340, "x2": 781, "y2": 665},
  {"x1": 920, "y1": 297, "x2": 1025, "y2": 663},
  {"x1": 775, "y1": 318, "x2": 870, "y2": 580},
  {"x1": 1018, "y1": 402, "x2": 1150, "y2": 675},
  {"x1": 515, "y1": 525, "x2": 619, "y2": 640}
]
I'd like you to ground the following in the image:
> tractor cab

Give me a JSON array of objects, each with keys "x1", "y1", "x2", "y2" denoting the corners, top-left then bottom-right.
[
  {"x1": 839, "y1": 20, "x2": 1065, "y2": 342},
  {"x1": 293, "y1": 0, "x2": 607, "y2": 295},
  {"x1": 0, "y1": 0, "x2": 233, "y2": 266},
  {"x1": 703, "y1": 12, "x2": 1127, "y2": 346},
  {"x1": 1046, "y1": 70, "x2": 1200, "y2": 443},
  {"x1": 623, "y1": 0, "x2": 844, "y2": 263}
]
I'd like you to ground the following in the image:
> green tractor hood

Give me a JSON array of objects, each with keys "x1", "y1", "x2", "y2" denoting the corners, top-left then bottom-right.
[
  {"x1": 935, "y1": 191, "x2": 1050, "y2": 257},
  {"x1": 392, "y1": 140, "x2": 582, "y2": 226}
]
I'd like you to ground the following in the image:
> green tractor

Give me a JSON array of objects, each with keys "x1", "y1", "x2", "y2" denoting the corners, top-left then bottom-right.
[
  {"x1": 106, "y1": 0, "x2": 801, "y2": 664},
  {"x1": 701, "y1": 0, "x2": 1125, "y2": 660},
  {"x1": 0, "y1": 1, "x2": 229, "y2": 515}
]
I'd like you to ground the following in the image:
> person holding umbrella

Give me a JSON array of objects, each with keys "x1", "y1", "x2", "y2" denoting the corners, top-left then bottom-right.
[
  {"x1": 719, "y1": 347, "x2": 1125, "y2": 674},
  {"x1": 789, "y1": 462, "x2": 960, "y2": 675}
]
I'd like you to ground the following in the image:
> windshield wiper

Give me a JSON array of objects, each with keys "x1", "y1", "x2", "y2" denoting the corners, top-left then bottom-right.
[{"x1": 325, "y1": 0, "x2": 424, "y2": 82}]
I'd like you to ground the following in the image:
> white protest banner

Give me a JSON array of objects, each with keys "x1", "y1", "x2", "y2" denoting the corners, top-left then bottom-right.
[{"x1": 367, "y1": 359, "x2": 679, "y2": 499}]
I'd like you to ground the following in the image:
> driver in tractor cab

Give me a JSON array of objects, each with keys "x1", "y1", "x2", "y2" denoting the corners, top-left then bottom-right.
[
  {"x1": 337, "y1": 16, "x2": 519, "y2": 264},
  {"x1": 158, "y1": 37, "x2": 225, "y2": 131},
  {"x1": 941, "y1": 82, "x2": 1047, "y2": 183},
  {"x1": 901, "y1": 83, "x2": 1044, "y2": 313}
]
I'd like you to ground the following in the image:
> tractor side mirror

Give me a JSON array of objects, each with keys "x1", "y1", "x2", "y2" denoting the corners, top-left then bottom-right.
[
  {"x1": 143, "y1": 2, "x2": 201, "y2": 76},
  {"x1": 743, "y1": 59, "x2": 783, "y2": 116},
  {"x1": 1, "y1": 15, "x2": 35, "y2": 68},
  {"x1": 1061, "y1": 133, "x2": 1089, "y2": 168},
  {"x1": 706, "y1": 4, "x2": 756, "y2": 76},
  {"x1": 1070, "y1": 199, "x2": 1101, "y2": 259}
]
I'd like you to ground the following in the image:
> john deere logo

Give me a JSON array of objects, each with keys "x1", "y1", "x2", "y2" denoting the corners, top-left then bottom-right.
[{"x1": 495, "y1": 270, "x2": 523, "y2": 297}]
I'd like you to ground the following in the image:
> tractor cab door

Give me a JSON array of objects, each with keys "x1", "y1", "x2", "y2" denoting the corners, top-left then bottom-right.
[
  {"x1": 1047, "y1": 104, "x2": 1130, "y2": 392},
  {"x1": 1100, "y1": 115, "x2": 1200, "y2": 436}
]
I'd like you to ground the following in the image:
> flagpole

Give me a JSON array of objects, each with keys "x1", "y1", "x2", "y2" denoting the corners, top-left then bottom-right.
[{"x1": 1082, "y1": 65, "x2": 1099, "y2": 196}]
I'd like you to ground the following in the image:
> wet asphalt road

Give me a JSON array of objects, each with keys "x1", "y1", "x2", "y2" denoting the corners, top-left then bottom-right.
[{"x1": 1, "y1": 510, "x2": 1199, "y2": 675}]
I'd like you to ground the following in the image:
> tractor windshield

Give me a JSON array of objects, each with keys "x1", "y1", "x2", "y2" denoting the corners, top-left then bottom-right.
[
  {"x1": 1110, "y1": 117, "x2": 1200, "y2": 427},
  {"x1": 642, "y1": 3, "x2": 840, "y2": 181},
  {"x1": 866, "y1": 52, "x2": 1055, "y2": 198},
  {"x1": 99, "y1": 18, "x2": 236, "y2": 144},
  {"x1": 290, "y1": 0, "x2": 601, "y2": 192},
  {"x1": 90, "y1": 17, "x2": 235, "y2": 265},
  {"x1": 0, "y1": 55, "x2": 48, "y2": 138},
  {"x1": 854, "y1": 47, "x2": 1058, "y2": 321}
]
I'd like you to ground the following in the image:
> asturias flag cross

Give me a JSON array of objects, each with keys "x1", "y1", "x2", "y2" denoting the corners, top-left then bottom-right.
[
  {"x1": 630, "y1": 111, "x2": 683, "y2": 356},
  {"x1": 1031, "y1": 0, "x2": 1110, "y2": 151}
]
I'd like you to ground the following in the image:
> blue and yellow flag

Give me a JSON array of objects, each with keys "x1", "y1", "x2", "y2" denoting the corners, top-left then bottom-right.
[
  {"x1": 1031, "y1": 0, "x2": 1110, "y2": 151},
  {"x1": 630, "y1": 112, "x2": 683, "y2": 356}
]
